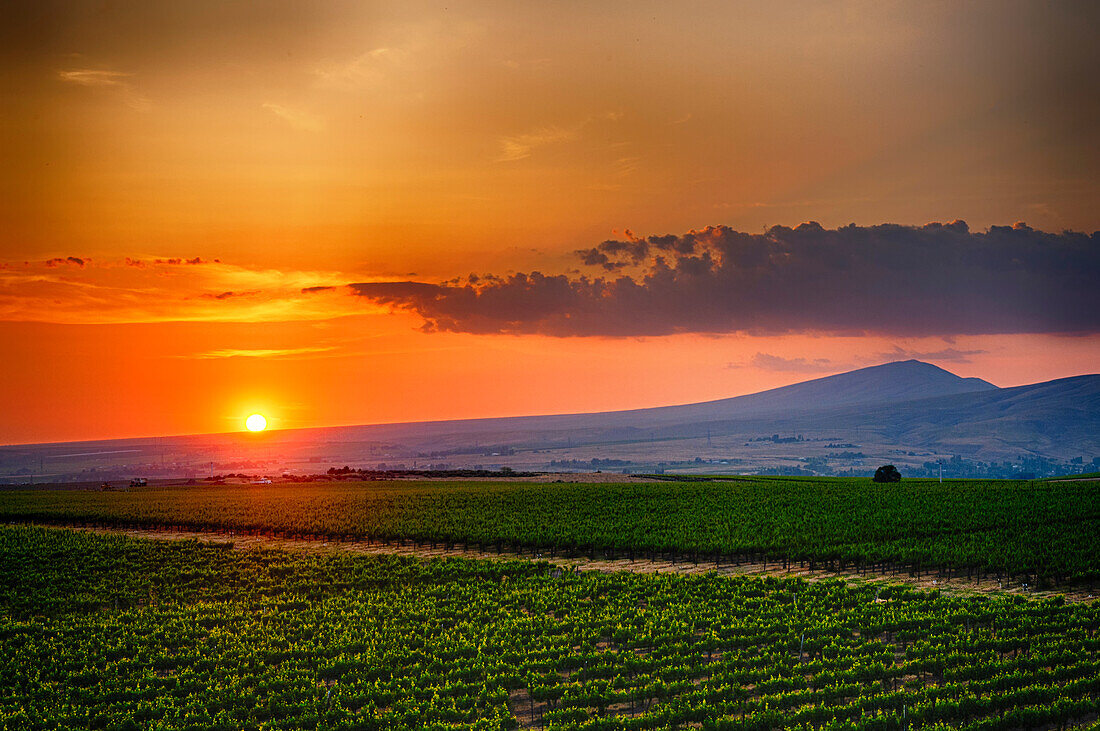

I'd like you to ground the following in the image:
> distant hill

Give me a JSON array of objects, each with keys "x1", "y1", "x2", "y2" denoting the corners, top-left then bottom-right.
[
  {"x1": 284, "y1": 359, "x2": 998, "y2": 446},
  {"x1": 649, "y1": 372, "x2": 1097, "y2": 461},
  {"x1": 611, "y1": 359, "x2": 998, "y2": 424},
  {"x1": 271, "y1": 359, "x2": 998, "y2": 448},
  {"x1": 844, "y1": 373, "x2": 1100, "y2": 459},
  {"x1": 308, "y1": 361, "x2": 1094, "y2": 461},
  {"x1": 3, "y1": 361, "x2": 1096, "y2": 479}
]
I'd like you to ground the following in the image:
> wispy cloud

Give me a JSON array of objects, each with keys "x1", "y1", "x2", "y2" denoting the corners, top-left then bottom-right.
[
  {"x1": 314, "y1": 47, "x2": 407, "y2": 89},
  {"x1": 496, "y1": 112, "x2": 622, "y2": 162},
  {"x1": 868, "y1": 346, "x2": 987, "y2": 364},
  {"x1": 58, "y1": 69, "x2": 130, "y2": 87},
  {"x1": 613, "y1": 156, "x2": 641, "y2": 176},
  {"x1": 199, "y1": 290, "x2": 261, "y2": 300},
  {"x1": 0, "y1": 257, "x2": 369, "y2": 325},
  {"x1": 496, "y1": 125, "x2": 577, "y2": 162},
  {"x1": 58, "y1": 69, "x2": 150, "y2": 111},
  {"x1": 186, "y1": 346, "x2": 337, "y2": 360},
  {"x1": 743, "y1": 353, "x2": 838, "y2": 373},
  {"x1": 262, "y1": 103, "x2": 324, "y2": 132},
  {"x1": 729, "y1": 342, "x2": 988, "y2": 374}
]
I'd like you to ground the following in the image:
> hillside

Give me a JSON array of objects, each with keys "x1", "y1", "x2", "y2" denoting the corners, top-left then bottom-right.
[
  {"x1": 3, "y1": 361, "x2": 1097, "y2": 478},
  {"x1": 294, "y1": 359, "x2": 999, "y2": 446}
]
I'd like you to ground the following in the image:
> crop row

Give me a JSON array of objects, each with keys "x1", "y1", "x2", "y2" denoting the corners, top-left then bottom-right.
[
  {"x1": 1, "y1": 477, "x2": 1098, "y2": 586},
  {"x1": 1, "y1": 527, "x2": 1098, "y2": 729}
]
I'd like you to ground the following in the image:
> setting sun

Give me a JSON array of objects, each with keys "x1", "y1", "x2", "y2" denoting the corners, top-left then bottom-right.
[{"x1": 245, "y1": 414, "x2": 267, "y2": 432}]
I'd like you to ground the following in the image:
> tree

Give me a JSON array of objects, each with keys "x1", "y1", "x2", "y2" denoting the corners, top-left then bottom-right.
[{"x1": 873, "y1": 464, "x2": 902, "y2": 483}]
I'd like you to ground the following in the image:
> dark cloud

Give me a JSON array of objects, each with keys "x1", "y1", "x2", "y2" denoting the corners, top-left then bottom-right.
[
  {"x1": 201, "y1": 290, "x2": 258, "y2": 300},
  {"x1": 575, "y1": 237, "x2": 650, "y2": 270},
  {"x1": 301, "y1": 285, "x2": 335, "y2": 294},
  {"x1": 153, "y1": 257, "x2": 213, "y2": 265},
  {"x1": 347, "y1": 221, "x2": 1100, "y2": 337},
  {"x1": 45, "y1": 256, "x2": 87, "y2": 268}
]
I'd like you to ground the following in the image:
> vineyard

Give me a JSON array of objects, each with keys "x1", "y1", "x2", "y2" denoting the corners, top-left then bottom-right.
[
  {"x1": 1, "y1": 526, "x2": 1099, "y2": 730},
  {"x1": 1, "y1": 477, "x2": 1098, "y2": 588}
]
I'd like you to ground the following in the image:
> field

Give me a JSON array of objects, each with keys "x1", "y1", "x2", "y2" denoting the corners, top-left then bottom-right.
[
  {"x1": 2, "y1": 477, "x2": 1098, "y2": 587},
  {"x1": 2, "y1": 526, "x2": 1099, "y2": 730},
  {"x1": 2, "y1": 477, "x2": 1099, "y2": 729}
]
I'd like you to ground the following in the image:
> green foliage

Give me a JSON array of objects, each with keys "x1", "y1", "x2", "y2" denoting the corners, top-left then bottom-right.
[
  {"x1": 873, "y1": 466, "x2": 902, "y2": 483},
  {"x1": 1, "y1": 477, "x2": 1098, "y2": 584},
  {"x1": 1, "y1": 527, "x2": 1099, "y2": 729}
]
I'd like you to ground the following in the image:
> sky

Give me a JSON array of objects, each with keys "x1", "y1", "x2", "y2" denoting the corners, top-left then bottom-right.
[{"x1": 1, "y1": 0, "x2": 1098, "y2": 444}]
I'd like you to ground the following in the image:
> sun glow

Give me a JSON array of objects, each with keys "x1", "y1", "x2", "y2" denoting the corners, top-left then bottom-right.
[{"x1": 245, "y1": 413, "x2": 267, "y2": 432}]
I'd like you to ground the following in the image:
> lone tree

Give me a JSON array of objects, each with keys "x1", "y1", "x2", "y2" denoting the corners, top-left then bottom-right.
[{"x1": 873, "y1": 464, "x2": 902, "y2": 483}]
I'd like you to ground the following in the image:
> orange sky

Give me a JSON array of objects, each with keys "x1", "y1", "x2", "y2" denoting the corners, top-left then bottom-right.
[{"x1": 1, "y1": 1, "x2": 1098, "y2": 444}]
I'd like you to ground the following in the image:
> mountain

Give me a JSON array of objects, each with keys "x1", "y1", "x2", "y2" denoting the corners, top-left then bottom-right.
[
  {"x1": 288, "y1": 361, "x2": 1094, "y2": 462},
  {"x1": 3, "y1": 361, "x2": 1097, "y2": 481},
  {"x1": 842, "y1": 373, "x2": 1100, "y2": 459},
  {"x1": 284, "y1": 359, "x2": 998, "y2": 446},
  {"x1": 661, "y1": 373, "x2": 1097, "y2": 461},
  {"x1": 608, "y1": 359, "x2": 997, "y2": 424},
  {"x1": 264, "y1": 360, "x2": 996, "y2": 450}
]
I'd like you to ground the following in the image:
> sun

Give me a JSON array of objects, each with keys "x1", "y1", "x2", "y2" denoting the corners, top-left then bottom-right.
[{"x1": 245, "y1": 413, "x2": 267, "y2": 432}]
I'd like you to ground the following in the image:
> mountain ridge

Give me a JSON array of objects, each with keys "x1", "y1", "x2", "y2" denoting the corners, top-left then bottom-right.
[
  {"x1": 269, "y1": 359, "x2": 1001, "y2": 443},
  {"x1": 2, "y1": 363, "x2": 1095, "y2": 471}
]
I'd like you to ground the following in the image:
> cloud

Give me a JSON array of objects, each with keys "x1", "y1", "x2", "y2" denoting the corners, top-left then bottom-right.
[
  {"x1": 58, "y1": 69, "x2": 150, "y2": 111},
  {"x1": 732, "y1": 343, "x2": 987, "y2": 373},
  {"x1": 868, "y1": 346, "x2": 987, "y2": 364},
  {"x1": 0, "y1": 257, "x2": 356, "y2": 325},
  {"x1": 347, "y1": 221, "x2": 1100, "y2": 337},
  {"x1": 301, "y1": 285, "x2": 336, "y2": 294},
  {"x1": 496, "y1": 112, "x2": 622, "y2": 162},
  {"x1": 746, "y1": 353, "x2": 839, "y2": 373},
  {"x1": 613, "y1": 156, "x2": 641, "y2": 176},
  {"x1": 200, "y1": 290, "x2": 260, "y2": 300},
  {"x1": 185, "y1": 346, "x2": 337, "y2": 360},
  {"x1": 45, "y1": 257, "x2": 87, "y2": 268},
  {"x1": 575, "y1": 234, "x2": 650, "y2": 270},
  {"x1": 314, "y1": 47, "x2": 407, "y2": 89},
  {"x1": 153, "y1": 257, "x2": 213, "y2": 265},
  {"x1": 496, "y1": 125, "x2": 577, "y2": 162},
  {"x1": 262, "y1": 103, "x2": 324, "y2": 133},
  {"x1": 58, "y1": 69, "x2": 131, "y2": 88}
]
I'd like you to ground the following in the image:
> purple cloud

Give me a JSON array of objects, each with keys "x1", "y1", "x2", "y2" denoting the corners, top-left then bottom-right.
[
  {"x1": 347, "y1": 221, "x2": 1100, "y2": 337},
  {"x1": 870, "y1": 346, "x2": 987, "y2": 364}
]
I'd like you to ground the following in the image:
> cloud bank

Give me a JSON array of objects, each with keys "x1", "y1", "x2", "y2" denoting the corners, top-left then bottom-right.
[
  {"x1": 348, "y1": 221, "x2": 1100, "y2": 337},
  {"x1": 739, "y1": 345, "x2": 990, "y2": 375}
]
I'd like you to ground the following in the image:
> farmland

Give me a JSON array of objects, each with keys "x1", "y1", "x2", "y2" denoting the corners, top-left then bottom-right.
[
  {"x1": 1, "y1": 477, "x2": 1098, "y2": 588},
  {"x1": 1, "y1": 526, "x2": 1099, "y2": 730},
  {"x1": 3, "y1": 477, "x2": 1099, "y2": 729}
]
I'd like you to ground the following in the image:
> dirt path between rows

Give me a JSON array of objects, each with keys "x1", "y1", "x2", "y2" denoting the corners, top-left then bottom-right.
[{"x1": 44, "y1": 523, "x2": 1097, "y2": 604}]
